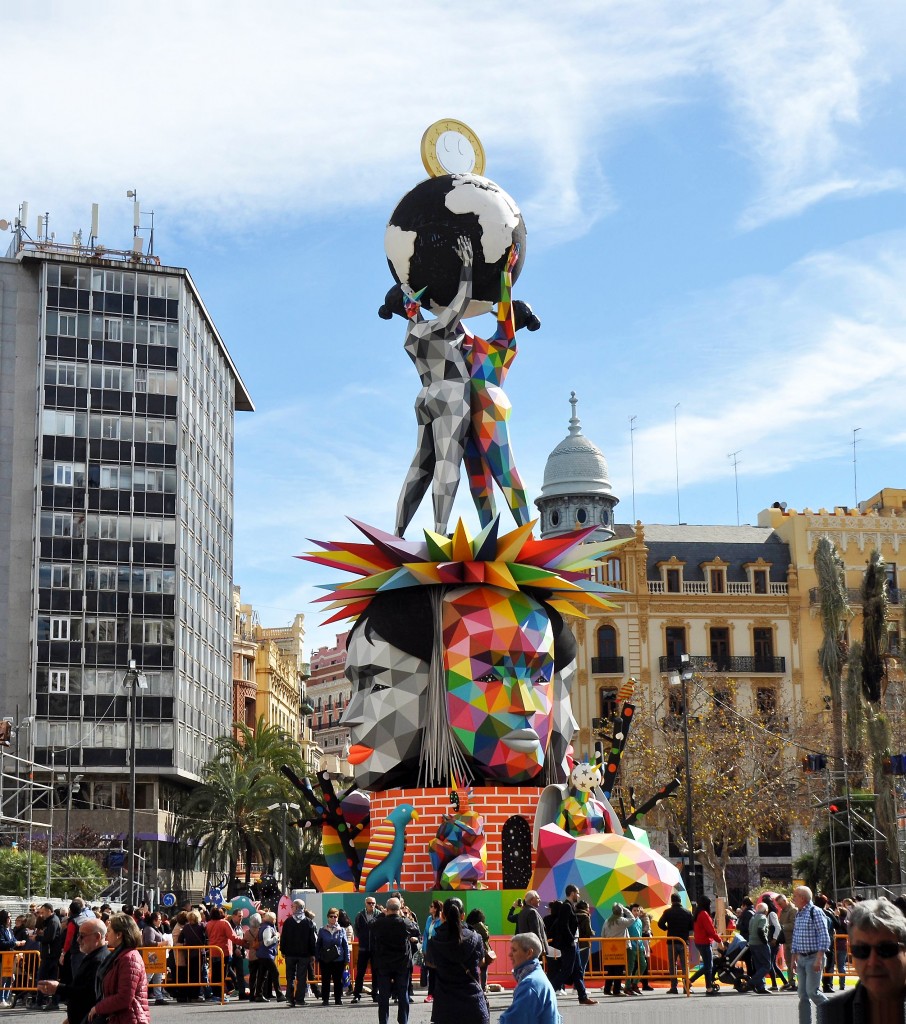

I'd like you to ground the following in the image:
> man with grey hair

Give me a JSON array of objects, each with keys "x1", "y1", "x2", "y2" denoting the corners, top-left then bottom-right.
[
  {"x1": 819, "y1": 897, "x2": 906, "y2": 1022},
  {"x1": 791, "y1": 885, "x2": 831, "y2": 1023},
  {"x1": 370, "y1": 896, "x2": 420, "y2": 1024},
  {"x1": 37, "y1": 916, "x2": 107, "y2": 1024},
  {"x1": 515, "y1": 892, "x2": 557, "y2": 958},
  {"x1": 500, "y1": 933, "x2": 560, "y2": 1024}
]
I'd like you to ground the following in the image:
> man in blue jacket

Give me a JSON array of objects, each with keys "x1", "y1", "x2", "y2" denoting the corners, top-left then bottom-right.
[{"x1": 500, "y1": 933, "x2": 561, "y2": 1024}]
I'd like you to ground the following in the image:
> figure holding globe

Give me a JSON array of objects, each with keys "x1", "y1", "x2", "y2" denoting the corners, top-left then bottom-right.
[
  {"x1": 383, "y1": 142, "x2": 538, "y2": 536},
  {"x1": 394, "y1": 236, "x2": 474, "y2": 538}
]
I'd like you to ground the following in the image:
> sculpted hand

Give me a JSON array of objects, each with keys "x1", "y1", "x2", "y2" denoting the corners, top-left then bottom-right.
[{"x1": 455, "y1": 235, "x2": 473, "y2": 268}]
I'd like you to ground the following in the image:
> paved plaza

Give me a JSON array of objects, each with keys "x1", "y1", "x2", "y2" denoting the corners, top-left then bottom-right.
[{"x1": 3, "y1": 987, "x2": 811, "y2": 1024}]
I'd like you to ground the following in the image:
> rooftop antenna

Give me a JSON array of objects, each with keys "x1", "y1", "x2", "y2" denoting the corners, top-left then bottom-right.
[
  {"x1": 852, "y1": 427, "x2": 861, "y2": 507},
  {"x1": 728, "y1": 450, "x2": 742, "y2": 526},
  {"x1": 89, "y1": 203, "x2": 99, "y2": 247},
  {"x1": 629, "y1": 414, "x2": 637, "y2": 523},
  {"x1": 673, "y1": 403, "x2": 681, "y2": 525},
  {"x1": 126, "y1": 189, "x2": 155, "y2": 257}
]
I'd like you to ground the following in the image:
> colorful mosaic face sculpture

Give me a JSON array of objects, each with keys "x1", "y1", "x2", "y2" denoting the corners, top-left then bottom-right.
[
  {"x1": 304, "y1": 517, "x2": 625, "y2": 789},
  {"x1": 444, "y1": 584, "x2": 554, "y2": 783}
]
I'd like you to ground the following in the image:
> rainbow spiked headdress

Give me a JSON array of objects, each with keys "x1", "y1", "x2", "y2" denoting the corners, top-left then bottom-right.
[{"x1": 300, "y1": 517, "x2": 626, "y2": 625}]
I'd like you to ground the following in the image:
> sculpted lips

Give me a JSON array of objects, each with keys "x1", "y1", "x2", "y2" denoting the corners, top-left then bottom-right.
[
  {"x1": 347, "y1": 744, "x2": 374, "y2": 765},
  {"x1": 503, "y1": 728, "x2": 540, "y2": 752}
]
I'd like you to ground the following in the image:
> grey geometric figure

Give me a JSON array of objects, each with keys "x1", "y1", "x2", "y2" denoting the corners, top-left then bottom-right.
[{"x1": 395, "y1": 237, "x2": 473, "y2": 538}]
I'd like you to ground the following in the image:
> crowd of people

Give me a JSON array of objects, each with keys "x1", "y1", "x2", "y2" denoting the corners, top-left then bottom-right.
[{"x1": 3, "y1": 885, "x2": 906, "y2": 1024}]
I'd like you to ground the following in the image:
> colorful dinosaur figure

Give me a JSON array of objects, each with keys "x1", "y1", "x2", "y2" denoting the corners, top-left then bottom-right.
[
  {"x1": 361, "y1": 803, "x2": 419, "y2": 893},
  {"x1": 428, "y1": 779, "x2": 488, "y2": 889}
]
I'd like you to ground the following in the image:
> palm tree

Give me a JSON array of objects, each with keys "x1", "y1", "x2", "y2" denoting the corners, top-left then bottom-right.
[{"x1": 175, "y1": 719, "x2": 312, "y2": 893}]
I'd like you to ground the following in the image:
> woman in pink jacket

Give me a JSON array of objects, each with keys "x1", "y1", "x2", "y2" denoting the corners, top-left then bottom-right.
[{"x1": 88, "y1": 913, "x2": 149, "y2": 1024}]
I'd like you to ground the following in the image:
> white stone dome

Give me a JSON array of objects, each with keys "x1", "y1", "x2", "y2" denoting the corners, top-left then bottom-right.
[{"x1": 539, "y1": 393, "x2": 615, "y2": 499}]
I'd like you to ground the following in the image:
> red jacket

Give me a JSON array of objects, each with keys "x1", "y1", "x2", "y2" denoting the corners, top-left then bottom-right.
[
  {"x1": 692, "y1": 910, "x2": 722, "y2": 946},
  {"x1": 95, "y1": 948, "x2": 149, "y2": 1024}
]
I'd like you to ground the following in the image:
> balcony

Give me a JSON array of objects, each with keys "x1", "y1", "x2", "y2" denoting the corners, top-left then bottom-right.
[
  {"x1": 809, "y1": 586, "x2": 900, "y2": 605},
  {"x1": 659, "y1": 654, "x2": 786, "y2": 674},
  {"x1": 648, "y1": 580, "x2": 787, "y2": 595},
  {"x1": 591, "y1": 656, "x2": 625, "y2": 674}
]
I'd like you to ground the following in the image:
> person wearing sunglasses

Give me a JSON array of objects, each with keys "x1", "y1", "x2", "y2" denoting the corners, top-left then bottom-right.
[
  {"x1": 818, "y1": 898, "x2": 906, "y2": 1023},
  {"x1": 37, "y1": 919, "x2": 108, "y2": 1024},
  {"x1": 792, "y1": 886, "x2": 832, "y2": 1021}
]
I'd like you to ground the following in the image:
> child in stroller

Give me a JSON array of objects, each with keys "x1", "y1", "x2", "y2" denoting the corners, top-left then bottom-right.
[{"x1": 689, "y1": 930, "x2": 751, "y2": 991}]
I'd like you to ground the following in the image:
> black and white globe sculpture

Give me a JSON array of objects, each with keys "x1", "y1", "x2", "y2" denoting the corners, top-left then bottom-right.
[{"x1": 384, "y1": 173, "x2": 527, "y2": 318}]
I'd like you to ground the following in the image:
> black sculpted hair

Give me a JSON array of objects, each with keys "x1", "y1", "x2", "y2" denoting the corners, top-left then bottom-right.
[{"x1": 349, "y1": 586, "x2": 576, "y2": 670}]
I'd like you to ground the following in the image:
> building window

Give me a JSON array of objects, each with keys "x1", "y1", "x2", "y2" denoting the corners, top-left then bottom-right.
[
  {"x1": 550, "y1": 510, "x2": 560, "y2": 528},
  {"x1": 135, "y1": 368, "x2": 147, "y2": 393},
  {"x1": 59, "y1": 313, "x2": 77, "y2": 336},
  {"x1": 49, "y1": 669, "x2": 69, "y2": 693},
  {"x1": 100, "y1": 417, "x2": 120, "y2": 440},
  {"x1": 148, "y1": 322, "x2": 167, "y2": 346},
  {"x1": 666, "y1": 568, "x2": 681, "y2": 593},
  {"x1": 54, "y1": 463, "x2": 74, "y2": 486},
  {"x1": 606, "y1": 557, "x2": 622, "y2": 583},
  {"x1": 576, "y1": 508, "x2": 588, "y2": 524},
  {"x1": 886, "y1": 563, "x2": 898, "y2": 602},
  {"x1": 101, "y1": 366, "x2": 122, "y2": 389},
  {"x1": 50, "y1": 617, "x2": 70, "y2": 641},
  {"x1": 709, "y1": 569, "x2": 725, "y2": 594},
  {"x1": 103, "y1": 318, "x2": 122, "y2": 342},
  {"x1": 709, "y1": 627, "x2": 730, "y2": 671},
  {"x1": 597, "y1": 625, "x2": 618, "y2": 660},
  {"x1": 52, "y1": 513, "x2": 74, "y2": 537},
  {"x1": 753, "y1": 627, "x2": 774, "y2": 667},
  {"x1": 665, "y1": 626, "x2": 686, "y2": 662},
  {"x1": 600, "y1": 689, "x2": 619, "y2": 720},
  {"x1": 756, "y1": 687, "x2": 777, "y2": 721},
  {"x1": 752, "y1": 569, "x2": 768, "y2": 594}
]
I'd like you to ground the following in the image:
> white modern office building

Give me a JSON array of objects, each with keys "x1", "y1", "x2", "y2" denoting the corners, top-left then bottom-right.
[{"x1": 0, "y1": 218, "x2": 252, "y2": 886}]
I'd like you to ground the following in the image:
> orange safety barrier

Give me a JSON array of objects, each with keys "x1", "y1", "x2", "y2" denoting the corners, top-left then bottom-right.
[
  {"x1": 141, "y1": 945, "x2": 226, "y2": 1003},
  {"x1": 0, "y1": 949, "x2": 40, "y2": 995}
]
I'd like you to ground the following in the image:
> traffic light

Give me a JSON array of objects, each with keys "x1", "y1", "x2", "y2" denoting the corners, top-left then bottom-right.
[{"x1": 0, "y1": 721, "x2": 11, "y2": 746}]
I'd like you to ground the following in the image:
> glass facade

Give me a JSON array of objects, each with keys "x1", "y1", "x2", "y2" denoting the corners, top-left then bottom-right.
[{"x1": 34, "y1": 260, "x2": 240, "y2": 779}]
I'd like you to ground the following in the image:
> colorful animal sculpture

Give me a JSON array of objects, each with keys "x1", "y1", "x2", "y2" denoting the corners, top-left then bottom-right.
[
  {"x1": 361, "y1": 803, "x2": 419, "y2": 892},
  {"x1": 428, "y1": 781, "x2": 488, "y2": 890}
]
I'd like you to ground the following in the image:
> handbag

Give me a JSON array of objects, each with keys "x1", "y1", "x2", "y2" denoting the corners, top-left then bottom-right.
[
  {"x1": 483, "y1": 948, "x2": 497, "y2": 967},
  {"x1": 320, "y1": 944, "x2": 340, "y2": 963},
  {"x1": 413, "y1": 946, "x2": 425, "y2": 967}
]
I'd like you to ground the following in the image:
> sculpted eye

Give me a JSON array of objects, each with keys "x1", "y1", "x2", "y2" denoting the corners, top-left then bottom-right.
[
  {"x1": 476, "y1": 671, "x2": 498, "y2": 683},
  {"x1": 370, "y1": 681, "x2": 389, "y2": 693}
]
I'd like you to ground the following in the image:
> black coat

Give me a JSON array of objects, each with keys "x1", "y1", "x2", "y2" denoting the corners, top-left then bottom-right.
[
  {"x1": 657, "y1": 905, "x2": 693, "y2": 938},
  {"x1": 58, "y1": 944, "x2": 109, "y2": 1024},
  {"x1": 426, "y1": 924, "x2": 488, "y2": 1024},
  {"x1": 280, "y1": 916, "x2": 317, "y2": 958},
  {"x1": 370, "y1": 914, "x2": 419, "y2": 974}
]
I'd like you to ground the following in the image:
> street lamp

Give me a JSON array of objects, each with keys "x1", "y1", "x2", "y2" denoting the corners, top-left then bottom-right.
[
  {"x1": 122, "y1": 661, "x2": 147, "y2": 904},
  {"x1": 266, "y1": 801, "x2": 301, "y2": 897},
  {"x1": 668, "y1": 653, "x2": 697, "y2": 903}
]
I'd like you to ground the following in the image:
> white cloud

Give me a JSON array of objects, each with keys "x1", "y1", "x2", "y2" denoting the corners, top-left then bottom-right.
[
  {"x1": 3, "y1": 1, "x2": 902, "y2": 246},
  {"x1": 614, "y1": 231, "x2": 906, "y2": 495}
]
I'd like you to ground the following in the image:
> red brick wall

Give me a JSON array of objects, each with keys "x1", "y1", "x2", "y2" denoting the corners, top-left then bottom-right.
[{"x1": 369, "y1": 786, "x2": 540, "y2": 891}]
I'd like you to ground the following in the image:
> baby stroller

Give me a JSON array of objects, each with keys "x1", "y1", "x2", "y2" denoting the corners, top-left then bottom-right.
[{"x1": 715, "y1": 934, "x2": 751, "y2": 992}]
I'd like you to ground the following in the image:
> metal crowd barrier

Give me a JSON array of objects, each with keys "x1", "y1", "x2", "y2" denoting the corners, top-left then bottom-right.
[
  {"x1": 140, "y1": 944, "x2": 226, "y2": 1003},
  {"x1": 0, "y1": 949, "x2": 39, "y2": 996}
]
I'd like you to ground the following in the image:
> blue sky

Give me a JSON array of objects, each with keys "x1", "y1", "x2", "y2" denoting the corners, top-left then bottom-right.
[{"x1": 5, "y1": 1, "x2": 906, "y2": 653}]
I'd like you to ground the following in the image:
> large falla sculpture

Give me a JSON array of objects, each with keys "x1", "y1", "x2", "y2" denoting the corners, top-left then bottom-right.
[{"x1": 291, "y1": 120, "x2": 687, "y2": 930}]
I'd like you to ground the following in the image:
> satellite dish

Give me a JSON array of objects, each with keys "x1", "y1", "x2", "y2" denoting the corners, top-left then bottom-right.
[{"x1": 0, "y1": 220, "x2": 9, "y2": 231}]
